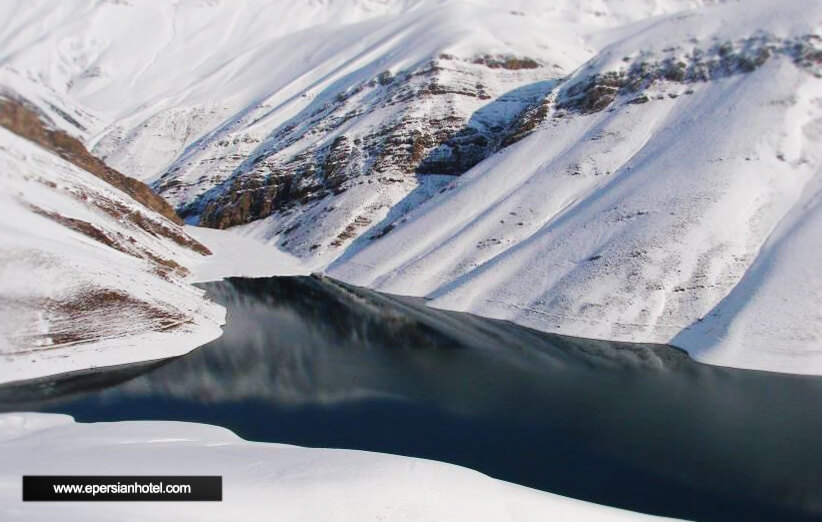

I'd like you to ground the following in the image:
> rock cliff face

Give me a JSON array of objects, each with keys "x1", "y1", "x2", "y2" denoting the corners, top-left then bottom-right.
[
  {"x1": 189, "y1": 29, "x2": 822, "y2": 260},
  {"x1": 189, "y1": 56, "x2": 556, "y2": 233}
]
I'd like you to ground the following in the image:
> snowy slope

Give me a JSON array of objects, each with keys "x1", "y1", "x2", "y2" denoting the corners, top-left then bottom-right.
[
  {"x1": 673, "y1": 161, "x2": 822, "y2": 373},
  {"x1": 0, "y1": 412, "x2": 674, "y2": 522},
  {"x1": 0, "y1": 124, "x2": 225, "y2": 384},
  {"x1": 0, "y1": 0, "x2": 587, "y2": 180},
  {"x1": 185, "y1": 225, "x2": 308, "y2": 283},
  {"x1": 0, "y1": 0, "x2": 708, "y2": 144},
  {"x1": 0, "y1": 0, "x2": 713, "y2": 264},
  {"x1": 329, "y1": 0, "x2": 822, "y2": 374}
]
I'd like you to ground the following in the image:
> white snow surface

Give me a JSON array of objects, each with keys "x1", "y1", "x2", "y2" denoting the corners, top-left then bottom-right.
[
  {"x1": 0, "y1": 0, "x2": 713, "y2": 205},
  {"x1": 0, "y1": 0, "x2": 708, "y2": 132},
  {"x1": 0, "y1": 412, "x2": 673, "y2": 522},
  {"x1": 0, "y1": 0, "x2": 585, "y2": 182},
  {"x1": 186, "y1": 225, "x2": 309, "y2": 283}
]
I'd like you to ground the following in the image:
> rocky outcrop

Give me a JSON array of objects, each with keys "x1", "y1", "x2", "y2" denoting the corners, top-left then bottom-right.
[
  {"x1": 0, "y1": 93, "x2": 211, "y2": 255},
  {"x1": 177, "y1": 29, "x2": 822, "y2": 256},
  {"x1": 193, "y1": 55, "x2": 553, "y2": 230},
  {"x1": 165, "y1": 31, "x2": 822, "y2": 259},
  {"x1": 501, "y1": 95, "x2": 553, "y2": 147},
  {"x1": 470, "y1": 54, "x2": 540, "y2": 70},
  {"x1": 559, "y1": 34, "x2": 822, "y2": 114}
]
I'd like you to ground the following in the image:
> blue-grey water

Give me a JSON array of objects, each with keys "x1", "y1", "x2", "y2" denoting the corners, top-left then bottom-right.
[{"x1": 2, "y1": 276, "x2": 821, "y2": 521}]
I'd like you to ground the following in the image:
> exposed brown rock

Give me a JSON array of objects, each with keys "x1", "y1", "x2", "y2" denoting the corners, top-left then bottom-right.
[
  {"x1": 502, "y1": 97, "x2": 551, "y2": 147},
  {"x1": 0, "y1": 93, "x2": 211, "y2": 255},
  {"x1": 193, "y1": 56, "x2": 551, "y2": 230},
  {"x1": 472, "y1": 55, "x2": 540, "y2": 70},
  {"x1": 28, "y1": 205, "x2": 190, "y2": 279},
  {"x1": 0, "y1": 95, "x2": 181, "y2": 224},
  {"x1": 559, "y1": 34, "x2": 822, "y2": 114},
  {"x1": 29, "y1": 205, "x2": 122, "y2": 252}
]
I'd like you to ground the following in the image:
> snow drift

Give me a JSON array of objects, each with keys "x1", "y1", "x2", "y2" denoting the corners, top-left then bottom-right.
[{"x1": 0, "y1": 412, "x2": 673, "y2": 521}]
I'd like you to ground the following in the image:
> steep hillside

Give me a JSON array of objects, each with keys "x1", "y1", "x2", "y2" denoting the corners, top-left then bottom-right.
[
  {"x1": 328, "y1": 0, "x2": 822, "y2": 374},
  {"x1": 0, "y1": 94, "x2": 186, "y2": 225},
  {"x1": 0, "y1": 101, "x2": 224, "y2": 384}
]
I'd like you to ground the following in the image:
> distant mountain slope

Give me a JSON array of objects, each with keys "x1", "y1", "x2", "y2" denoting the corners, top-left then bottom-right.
[{"x1": 0, "y1": 98, "x2": 224, "y2": 384}]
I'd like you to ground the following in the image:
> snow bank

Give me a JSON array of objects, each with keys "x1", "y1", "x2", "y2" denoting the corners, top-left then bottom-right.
[
  {"x1": 0, "y1": 412, "x2": 673, "y2": 521},
  {"x1": 0, "y1": 127, "x2": 309, "y2": 385},
  {"x1": 185, "y1": 226, "x2": 308, "y2": 283}
]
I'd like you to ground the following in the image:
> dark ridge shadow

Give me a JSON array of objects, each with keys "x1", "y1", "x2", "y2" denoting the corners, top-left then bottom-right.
[
  {"x1": 326, "y1": 79, "x2": 558, "y2": 267},
  {"x1": 416, "y1": 79, "x2": 555, "y2": 175}
]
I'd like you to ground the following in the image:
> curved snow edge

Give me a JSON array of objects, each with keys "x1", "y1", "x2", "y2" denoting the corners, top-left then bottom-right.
[{"x1": 0, "y1": 412, "x2": 676, "y2": 521}]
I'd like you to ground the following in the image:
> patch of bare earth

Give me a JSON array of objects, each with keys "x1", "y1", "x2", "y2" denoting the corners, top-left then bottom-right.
[
  {"x1": 1, "y1": 289, "x2": 190, "y2": 354},
  {"x1": 27, "y1": 205, "x2": 190, "y2": 279}
]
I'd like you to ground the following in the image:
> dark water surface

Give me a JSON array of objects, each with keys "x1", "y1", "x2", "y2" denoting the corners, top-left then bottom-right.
[{"x1": 2, "y1": 276, "x2": 821, "y2": 521}]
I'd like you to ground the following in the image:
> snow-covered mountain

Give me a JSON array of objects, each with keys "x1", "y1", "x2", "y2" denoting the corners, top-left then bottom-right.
[
  {"x1": 329, "y1": 0, "x2": 822, "y2": 374},
  {"x1": 1, "y1": 0, "x2": 820, "y2": 375},
  {"x1": 0, "y1": 0, "x2": 710, "y2": 260}
]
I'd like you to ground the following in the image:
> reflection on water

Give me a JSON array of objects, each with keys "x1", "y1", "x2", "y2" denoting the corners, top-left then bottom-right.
[{"x1": 2, "y1": 276, "x2": 822, "y2": 521}]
